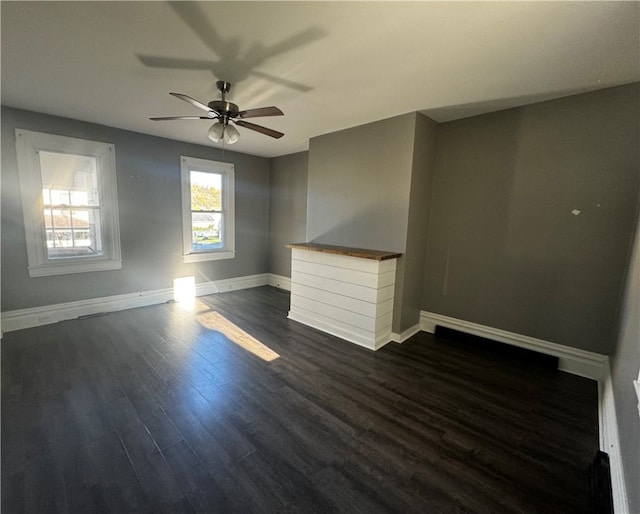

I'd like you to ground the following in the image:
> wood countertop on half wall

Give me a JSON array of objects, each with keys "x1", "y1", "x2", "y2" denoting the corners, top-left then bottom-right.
[{"x1": 286, "y1": 242, "x2": 401, "y2": 261}]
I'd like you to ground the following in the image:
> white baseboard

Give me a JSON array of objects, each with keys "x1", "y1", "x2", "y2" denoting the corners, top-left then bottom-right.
[
  {"x1": 1, "y1": 287, "x2": 173, "y2": 332},
  {"x1": 214, "y1": 273, "x2": 270, "y2": 292},
  {"x1": 391, "y1": 323, "x2": 422, "y2": 344},
  {"x1": 1, "y1": 273, "x2": 270, "y2": 333},
  {"x1": 268, "y1": 273, "x2": 291, "y2": 291},
  {"x1": 599, "y1": 360, "x2": 629, "y2": 514},
  {"x1": 420, "y1": 311, "x2": 607, "y2": 381},
  {"x1": 195, "y1": 281, "x2": 220, "y2": 296}
]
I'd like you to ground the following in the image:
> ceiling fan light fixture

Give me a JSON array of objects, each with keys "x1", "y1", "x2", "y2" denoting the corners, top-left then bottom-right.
[
  {"x1": 208, "y1": 121, "x2": 240, "y2": 145},
  {"x1": 208, "y1": 122, "x2": 224, "y2": 143},
  {"x1": 224, "y1": 124, "x2": 240, "y2": 145}
]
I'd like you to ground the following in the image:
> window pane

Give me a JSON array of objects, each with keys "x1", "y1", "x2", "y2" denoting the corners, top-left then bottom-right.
[
  {"x1": 38, "y1": 151, "x2": 102, "y2": 259},
  {"x1": 190, "y1": 171, "x2": 221, "y2": 211},
  {"x1": 70, "y1": 190, "x2": 89, "y2": 206},
  {"x1": 44, "y1": 207, "x2": 100, "y2": 258},
  {"x1": 39, "y1": 151, "x2": 99, "y2": 206},
  {"x1": 49, "y1": 189, "x2": 70, "y2": 205},
  {"x1": 50, "y1": 208, "x2": 72, "y2": 229},
  {"x1": 191, "y1": 212, "x2": 223, "y2": 251}
]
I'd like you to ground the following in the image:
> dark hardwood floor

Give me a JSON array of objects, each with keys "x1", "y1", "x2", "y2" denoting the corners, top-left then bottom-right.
[{"x1": 1, "y1": 286, "x2": 599, "y2": 513}]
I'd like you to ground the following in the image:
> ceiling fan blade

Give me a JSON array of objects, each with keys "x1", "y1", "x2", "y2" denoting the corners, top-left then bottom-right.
[
  {"x1": 150, "y1": 116, "x2": 214, "y2": 121},
  {"x1": 235, "y1": 120, "x2": 284, "y2": 139},
  {"x1": 237, "y1": 106, "x2": 284, "y2": 119},
  {"x1": 169, "y1": 92, "x2": 212, "y2": 113}
]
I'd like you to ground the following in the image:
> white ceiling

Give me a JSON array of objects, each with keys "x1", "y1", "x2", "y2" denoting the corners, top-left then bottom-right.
[{"x1": 2, "y1": 1, "x2": 639, "y2": 158}]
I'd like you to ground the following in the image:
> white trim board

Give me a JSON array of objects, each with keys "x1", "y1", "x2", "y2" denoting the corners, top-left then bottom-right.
[
  {"x1": 1, "y1": 273, "x2": 270, "y2": 333},
  {"x1": 268, "y1": 274, "x2": 292, "y2": 291},
  {"x1": 420, "y1": 311, "x2": 607, "y2": 381},
  {"x1": 599, "y1": 360, "x2": 629, "y2": 514},
  {"x1": 391, "y1": 323, "x2": 422, "y2": 344}
]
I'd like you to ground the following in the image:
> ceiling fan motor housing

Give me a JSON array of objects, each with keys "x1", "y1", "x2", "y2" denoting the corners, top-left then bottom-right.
[{"x1": 208, "y1": 100, "x2": 239, "y2": 117}]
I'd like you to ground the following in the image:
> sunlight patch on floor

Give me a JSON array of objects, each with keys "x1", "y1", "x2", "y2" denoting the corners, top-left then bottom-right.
[
  {"x1": 173, "y1": 276, "x2": 196, "y2": 311},
  {"x1": 196, "y1": 308, "x2": 280, "y2": 362}
]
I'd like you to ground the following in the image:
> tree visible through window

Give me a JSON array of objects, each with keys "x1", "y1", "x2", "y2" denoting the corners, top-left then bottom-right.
[{"x1": 190, "y1": 171, "x2": 223, "y2": 251}]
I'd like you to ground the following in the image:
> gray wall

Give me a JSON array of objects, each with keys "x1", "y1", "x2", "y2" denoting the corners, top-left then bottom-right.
[
  {"x1": 1, "y1": 106, "x2": 270, "y2": 311},
  {"x1": 269, "y1": 151, "x2": 308, "y2": 278},
  {"x1": 611, "y1": 207, "x2": 640, "y2": 513},
  {"x1": 394, "y1": 113, "x2": 438, "y2": 332},
  {"x1": 306, "y1": 113, "x2": 416, "y2": 252},
  {"x1": 423, "y1": 84, "x2": 640, "y2": 354}
]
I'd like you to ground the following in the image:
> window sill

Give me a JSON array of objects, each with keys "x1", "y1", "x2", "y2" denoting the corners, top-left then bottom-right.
[
  {"x1": 28, "y1": 258, "x2": 122, "y2": 277},
  {"x1": 183, "y1": 251, "x2": 235, "y2": 263}
]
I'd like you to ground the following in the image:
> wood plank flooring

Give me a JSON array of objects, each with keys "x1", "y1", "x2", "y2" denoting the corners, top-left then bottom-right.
[{"x1": 1, "y1": 286, "x2": 599, "y2": 513}]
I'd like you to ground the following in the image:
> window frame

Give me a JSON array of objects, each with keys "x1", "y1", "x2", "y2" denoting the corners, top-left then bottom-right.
[
  {"x1": 15, "y1": 129, "x2": 122, "y2": 277},
  {"x1": 180, "y1": 156, "x2": 235, "y2": 263}
]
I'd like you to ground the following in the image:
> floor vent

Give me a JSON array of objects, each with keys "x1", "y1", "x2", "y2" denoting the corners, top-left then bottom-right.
[
  {"x1": 589, "y1": 450, "x2": 614, "y2": 514},
  {"x1": 434, "y1": 325, "x2": 559, "y2": 370}
]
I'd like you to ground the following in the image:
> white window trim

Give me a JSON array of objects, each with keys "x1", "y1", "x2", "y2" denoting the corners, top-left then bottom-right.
[
  {"x1": 180, "y1": 156, "x2": 235, "y2": 263},
  {"x1": 15, "y1": 129, "x2": 122, "y2": 277}
]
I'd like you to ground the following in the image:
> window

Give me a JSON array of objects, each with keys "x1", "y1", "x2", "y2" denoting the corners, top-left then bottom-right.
[
  {"x1": 181, "y1": 156, "x2": 235, "y2": 262},
  {"x1": 16, "y1": 129, "x2": 122, "y2": 277}
]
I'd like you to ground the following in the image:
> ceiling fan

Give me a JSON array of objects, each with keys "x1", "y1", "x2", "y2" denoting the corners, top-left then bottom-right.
[{"x1": 150, "y1": 80, "x2": 284, "y2": 144}]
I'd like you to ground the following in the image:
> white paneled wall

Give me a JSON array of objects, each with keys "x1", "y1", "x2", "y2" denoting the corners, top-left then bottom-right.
[{"x1": 288, "y1": 248, "x2": 398, "y2": 350}]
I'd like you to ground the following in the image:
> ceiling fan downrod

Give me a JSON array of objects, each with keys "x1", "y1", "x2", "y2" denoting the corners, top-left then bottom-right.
[{"x1": 216, "y1": 80, "x2": 231, "y2": 101}]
